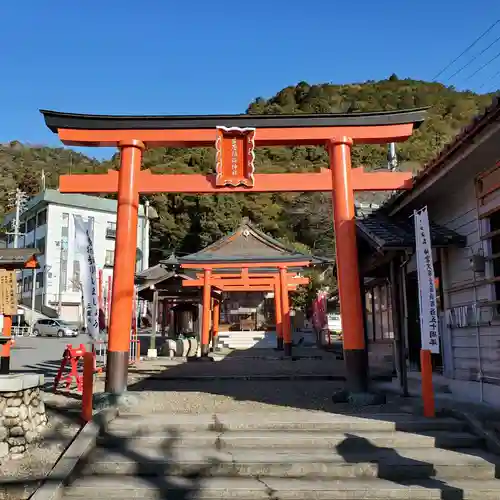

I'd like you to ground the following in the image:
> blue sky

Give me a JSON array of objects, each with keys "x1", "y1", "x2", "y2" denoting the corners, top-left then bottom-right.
[{"x1": 1, "y1": 0, "x2": 500, "y2": 158}]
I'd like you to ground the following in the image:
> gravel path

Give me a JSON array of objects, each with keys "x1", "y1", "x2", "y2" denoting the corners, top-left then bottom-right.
[
  {"x1": 118, "y1": 353, "x2": 399, "y2": 416},
  {"x1": 0, "y1": 391, "x2": 82, "y2": 500},
  {"x1": 120, "y1": 377, "x2": 409, "y2": 416}
]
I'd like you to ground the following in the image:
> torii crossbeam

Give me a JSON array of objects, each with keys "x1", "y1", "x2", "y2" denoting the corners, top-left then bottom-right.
[{"x1": 41, "y1": 107, "x2": 426, "y2": 399}]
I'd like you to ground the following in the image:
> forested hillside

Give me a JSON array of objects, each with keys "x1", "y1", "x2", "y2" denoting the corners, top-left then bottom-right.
[{"x1": 0, "y1": 77, "x2": 494, "y2": 264}]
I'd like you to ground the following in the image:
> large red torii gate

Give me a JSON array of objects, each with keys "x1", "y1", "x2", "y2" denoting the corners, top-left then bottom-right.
[{"x1": 41, "y1": 107, "x2": 426, "y2": 399}]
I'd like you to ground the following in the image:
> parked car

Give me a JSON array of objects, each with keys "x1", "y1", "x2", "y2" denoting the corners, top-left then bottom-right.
[
  {"x1": 327, "y1": 313, "x2": 342, "y2": 334},
  {"x1": 33, "y1": 319, "x2": 79, "y2": 338}
]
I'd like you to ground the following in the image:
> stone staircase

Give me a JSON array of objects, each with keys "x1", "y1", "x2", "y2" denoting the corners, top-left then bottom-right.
[
  {"x1": 216, "y1": 329, "x2": 317, "y2": 350},
  {"x1": 61, "y1": 410, "x2": 500, "y2": 499}
]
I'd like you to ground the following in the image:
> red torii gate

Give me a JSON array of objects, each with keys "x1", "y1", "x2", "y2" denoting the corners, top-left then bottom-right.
[
  {"x1": 182, "y1": 263, "x2": 310, "y2": 355},
  {"x1": 41, "y1": 107, "x2": 426, "y2": 399}
]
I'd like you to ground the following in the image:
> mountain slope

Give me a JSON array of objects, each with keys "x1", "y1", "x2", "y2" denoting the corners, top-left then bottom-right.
[{"x1": 0, "y1": 78, "x2": 494, "y2": 262}]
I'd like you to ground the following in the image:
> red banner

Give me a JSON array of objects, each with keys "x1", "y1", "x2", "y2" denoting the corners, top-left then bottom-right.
[
  {"x1": 312, "y1": 291, "x2": 327, "y2": 331},
  {"x1": 215, "y1": 126, "x2": 256, "y2": 187}
]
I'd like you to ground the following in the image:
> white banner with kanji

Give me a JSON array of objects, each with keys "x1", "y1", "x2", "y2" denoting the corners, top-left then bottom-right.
[
  {"x1": 414, "y1": 206, "x2": 440, "y2": 353},
  {"x1": 74, "y1": 215, "x2": 99, "y2": 339}
]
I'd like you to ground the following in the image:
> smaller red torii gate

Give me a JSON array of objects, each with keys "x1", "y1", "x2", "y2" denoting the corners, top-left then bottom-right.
[{"x1": 182, "y1": 264, "x2": 309, "y2": 354}]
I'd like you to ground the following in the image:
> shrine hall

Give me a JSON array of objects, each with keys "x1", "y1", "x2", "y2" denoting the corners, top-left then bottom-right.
[{"x1": 135, "y1": 219, "x2": 330, "y2": 356}]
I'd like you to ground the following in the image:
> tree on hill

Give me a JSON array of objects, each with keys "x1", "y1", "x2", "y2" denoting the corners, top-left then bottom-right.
[{"x1": 0, "y1": 78, "x2": 494, "y2": 267}]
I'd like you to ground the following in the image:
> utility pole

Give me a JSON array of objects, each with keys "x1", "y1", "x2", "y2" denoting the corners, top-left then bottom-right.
[
  {"x1": 6, "y1": 189, "x2": 28, "y2": 330},
  {"x1": 6, "y1": 189, "x2": 28, "y2": 249},
  {"x1": 387, "y1": 142, "x2": 398, "y2": 171}
]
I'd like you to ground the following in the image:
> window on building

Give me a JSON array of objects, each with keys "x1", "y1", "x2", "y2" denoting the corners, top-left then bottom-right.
[
  {"x1": 61, "y1": 213, "x2": 69, "y2": 238},
  {"x1": 373, "y1": 286, "x2": 382, "y2": 341},
  {"x1": 20, "y1": 222, "x2": 26, "y2": 234},
  {"x1": 385, "y1": 283, "x2": 394, "y2": 340},
  {"x1": 60, "y1": 213, "x2": 69, "y2": 292},
  {"x1": 35, "y1": 237, "x2": 45, "y2": 254},
  {"x1": 23, "y1": 275, "x2": 33, "y2": 292},
  {"x1": 488, "y1": 210, "x2": 500, "y2": 308},
  {"x1": 36, "y1": 209, "x2": 47, "y2": 227},
  {"x1": 105, "y1": 250, "x2": 115, "y2": 267},
  {"x1": 367, "y1": 282, "x2": 394, "y2": 342},
  {"x1": 26, "y1": 217, "x2": 36, "y2": 233},
  {"x1": 25, "y1": 240, "x2": 35, "y2": 249},
  {"x1": 17, "y1": 279, "x2": 22, "y2": 296},
  {"x1": 73, "y1": 260, "x2": 81, "y2": 292},
  {"x1": 88, "y1": 216, "x2": 95, "y2": 241},
  {"x1": 365, "y1": 290, "x2": 374, "y2": 341},
  {"x1": 380, "y1": 285, "x2": 388, "y2": 337},
  {"x1": 106, "y1": 221, "x2": 116, "y2": 239},
  {"x1": 36, "y1": 272, "x2": 44, "y2": 289}
]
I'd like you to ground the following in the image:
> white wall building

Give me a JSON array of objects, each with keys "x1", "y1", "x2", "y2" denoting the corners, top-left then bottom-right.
[{"x1": 2, "y1": 190, "x2": 150, "y2": 324}]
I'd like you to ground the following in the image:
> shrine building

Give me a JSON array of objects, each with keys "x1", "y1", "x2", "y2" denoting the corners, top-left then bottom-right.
[{"x1": 136, "y1": 219, "x2": 330, "y2": 355}]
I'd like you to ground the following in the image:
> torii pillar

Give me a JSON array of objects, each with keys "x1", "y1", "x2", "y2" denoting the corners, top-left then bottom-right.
[
  {"x1": 105, "y1": 140, "x2": 144, "y2": 394},
  {"x1": 329, "y1": 138, "x2": 367, "y2": 395},
  {"x1": 274, "y1": 278, "x2": 283, "y2": 350}
]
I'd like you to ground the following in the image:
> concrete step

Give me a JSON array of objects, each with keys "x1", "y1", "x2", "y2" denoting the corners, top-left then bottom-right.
[
  {"x1": 84, "y1": 447, "x2": 500, "y2": 480},
  {"x1": 61, "y1": 476, "x2": 500, "y2": 499},
  {"x1": 99, "y1": 429, "x2": 482, "y2": 451},
  {"x1": 219, "y1": 341, "x2": 269, "y2": 346},
  {"x1": 109, "y1": 412, "x2": 468, "y2": 433}
]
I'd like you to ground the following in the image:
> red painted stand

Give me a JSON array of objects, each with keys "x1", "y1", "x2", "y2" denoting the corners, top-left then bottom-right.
[{"x1": 53, "y1": 344, "x2": 86, "y2": 393}]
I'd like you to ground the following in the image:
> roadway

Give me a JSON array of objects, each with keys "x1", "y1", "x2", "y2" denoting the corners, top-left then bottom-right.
[
  {"x1": 9, "y1": 331, "x2": 165, "y2": 387},
  {"x1": 10, "y1": 334, "x2": 89, "y2": 387}
]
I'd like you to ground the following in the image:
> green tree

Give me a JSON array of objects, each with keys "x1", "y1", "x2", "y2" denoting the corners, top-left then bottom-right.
[{"x1": 0, "y1": 77, "x2": 494, "y2": 313}]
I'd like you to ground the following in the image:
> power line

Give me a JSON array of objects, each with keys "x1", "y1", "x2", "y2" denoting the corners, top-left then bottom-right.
[
  {"x1": 477, "y1": 68, "x2": 500, "y2": 90},
  {"x1": 432, "y1": 19, "x2": 500, "y2": 81},
  {"x1": 446, "y1": 34, "x2": 500, "y2": 82},
  {"x1": 463, "y1": 49, "x2": 500, "y2": 83}
]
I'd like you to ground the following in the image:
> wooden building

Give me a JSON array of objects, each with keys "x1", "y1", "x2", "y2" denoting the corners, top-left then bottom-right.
[{"x1": 359, "y1": 97, "x2": 500, "y2": 406}]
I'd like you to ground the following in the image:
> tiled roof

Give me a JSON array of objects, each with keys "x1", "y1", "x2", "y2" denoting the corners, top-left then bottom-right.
[
  {"x1": 356, "y1": 212, "x2": 466, "y2": 250},
  {"x1": 383, "y1": 96, "x2": 500, "y2": 211},
  {"x1": 0, "y1": 249, "x2": 39, "y2": 266},
  {"x1": 179, "y1": 219, "x2": 330, "y2": 265},
  {"x1": 135, "y1": 264, "x2": 194, "y2": 290},
  {"x1": 2, "y1": 189, "x2": 147, "y2": 227}
]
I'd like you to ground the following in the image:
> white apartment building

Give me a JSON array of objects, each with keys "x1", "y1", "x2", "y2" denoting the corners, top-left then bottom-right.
[{"x1": 2, "y1": 190, "x2": 150, "y2": 323}]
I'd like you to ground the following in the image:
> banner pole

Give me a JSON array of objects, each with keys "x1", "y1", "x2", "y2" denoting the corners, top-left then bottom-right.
[
  {"x1": 420, "y1": 349, "x2": 435, "y2": 417},
  {"x1": 414, "y1": 207, "x2": 437, "y2": 418}
]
